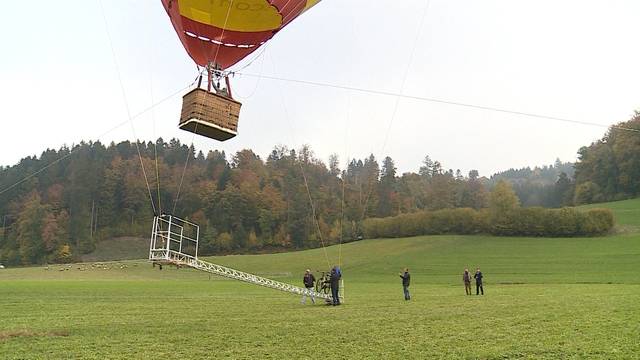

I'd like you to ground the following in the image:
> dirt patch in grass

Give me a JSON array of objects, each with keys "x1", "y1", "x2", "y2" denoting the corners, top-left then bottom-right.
[{"x1": 0, "y1": 329, "x2": 69, "y2": 341}]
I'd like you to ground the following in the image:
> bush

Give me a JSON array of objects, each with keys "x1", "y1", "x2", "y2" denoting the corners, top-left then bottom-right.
[
  {"x1": 579, "y1": 208, "x2": 614, "y2": 235},
  {"x1": 362, "y1": 206, "x2": 614, "y2": 239}
]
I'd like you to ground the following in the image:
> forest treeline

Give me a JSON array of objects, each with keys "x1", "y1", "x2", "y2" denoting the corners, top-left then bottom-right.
[
  {"x1": 573, "y1": 111, "x2": 640, "y2": 204},
  {"x1": 487, "y1": 111, "x2": 640, "y2": 207},
  {"x1": 0, "y1": 139, "x2": 493, "y2": 265},
  {"x1": 2, "y1": 108, "x2": 638, "y2": 266},
  {"x1": 490, "y1": 160, "x2": 575, "y2": 208}
]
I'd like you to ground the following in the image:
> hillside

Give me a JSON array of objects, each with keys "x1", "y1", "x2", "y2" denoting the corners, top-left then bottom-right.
[
  {"x1": 80, "y1": 237, "x2": 149, "y2": 262},
  {"x1": 77, "y1": 197, "x2": 638, "y2": 270},
  {"x1": 3, "y1": 197, "x2": 638, "y2": 286},
  {"x1": 1, "y1": 199, "x2": 638, "y2": 359},
  {"x1": 579, "y1": 197, "x2": 640, "y2": 228}
]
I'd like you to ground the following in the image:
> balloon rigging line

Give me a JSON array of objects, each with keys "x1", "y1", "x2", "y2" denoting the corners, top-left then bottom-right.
[
  {"x1": 270, "y1": 54, "x2": 332, "y2": 270},
  {"x1": 147, "y1": 2, "x2": 163, "y2": 216},
  {"x1": 99, "y1": 0, "x2": 157, "y2": 215},
  {"x1": 338, "y1": 13, "x2": 363, "y2": 269},
  {"x1": 0, "y1": 82, "x2": 195, "y2": 198},
  {"x1": 171, "y1": 135, "x2": 196, "y2": 215},
  {"x1": 232, "y1": 72, "x2": 640, "y2": 134},
  {"x1": 210, "y1": 0, "x2": 236, "y2": 69},
  {"x1": 360, "y1": 0, "x2": 432, "y2": 223},
  {"x1": 234, "y1": 44, "x2": 270, "y2": 73},
  {"x1": 231, "y1": 44, "x2": 270, "y2": 100},
  {"x1": 173, "y1": 0, "x2": 236, "y2": 214}
]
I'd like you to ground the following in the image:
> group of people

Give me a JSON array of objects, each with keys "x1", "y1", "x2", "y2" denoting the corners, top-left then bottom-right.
[
  {"x1": 301, "y1": 266, "x2": 484, "y2": 305},
  {"x1": 400, "y1": 267, "x2": 484, "y2": 300},
  {"x1": 463, "y1": 268, "x2": 484, "y2": 295},
  {"x1": 301, "y1": 266, "x2": 342, "y2": 306}
]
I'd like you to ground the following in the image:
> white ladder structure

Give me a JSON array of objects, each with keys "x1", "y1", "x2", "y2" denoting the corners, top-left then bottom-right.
[{"x1": 149, "y1": 215, "x2": 336, "y2": 302}]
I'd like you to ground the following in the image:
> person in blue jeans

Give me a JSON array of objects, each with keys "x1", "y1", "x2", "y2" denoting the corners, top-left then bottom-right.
[
  {"x1": 474, "y1": 268, "x2": 484, "y2": 295},
  {"x1": 330, "y1": 266, "x2": 341, "y2": 306},
  {"x1": 301, "y1": 269, "x2": 316, "y2": 305},
  {"x1": 399, "y1": 268, "x2": 411, "y2": 300}
]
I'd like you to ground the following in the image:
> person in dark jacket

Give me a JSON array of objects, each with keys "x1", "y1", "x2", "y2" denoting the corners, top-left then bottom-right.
[
  {"x1": 463, "y1": 268, "x2": 472, "y2": 295},
  {"x1": 474, "y1": 268, "x2": 484, "y2": 295},
  {"x1": 330, "y1": 266, "x2": 341, "y2": 305},
  {"x1": 301, "y1": 269, "x2": 316, "y2": 305},
  {"x1": 399, "y1": 268, "x2": 411, "y2": 300}
]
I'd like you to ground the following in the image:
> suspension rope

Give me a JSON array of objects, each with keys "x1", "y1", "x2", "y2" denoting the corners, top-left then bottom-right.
[
  {"x1": 172, "y1": 141, "x2": 194, "y2": 215},
  {"x1": 232, "y1": 44, "x2": 270, "y2": 100},
  {"x1": 269, "y1": 54, "x2": 332, "y2": 270},
  {"x1": 153, "y1": 125, "x2": 162, "y2": 215},
  {"x1": 359, "y1": 0, "x2": 432, "y2": 222},
  {"x1": 267, "y1": 0, "x2": 355, "y2": 270},
  {"x1": 299, "y1": 161, "x2": 331, "y2": 268},
  {"x1": 336, "y1": 12, "x2": 366, "y2": 268},
  {"x1": 338, "y1": 156, "x2": 347, "y2": 267},
  {"x1": 230, "y1": 74, "x2": 640, "y2": 135},
  {"x1": 172, "y1": 0, "x2": 236, "y2": 214},
  {"x1": 337, "y1": 127, "x2": 349, "y2": 268},
  {"x1": 99, "y1": 0, "x2": 157, "y2": 215},
  {"x1": 338, "y1": 96, "x2": 354, "y2": 268},
  {"x1": 0, "y1": 80, "x2": 194, "y2": 199},
  {"x1": 148, "y1": 3, "x2": 162, "y2": 215},
  {"x1": 210, "y1": 0, "x2": 236, "y2": 69},
  {"x1": 235, "y1": 43, "x2": 270, "y2": 72}
]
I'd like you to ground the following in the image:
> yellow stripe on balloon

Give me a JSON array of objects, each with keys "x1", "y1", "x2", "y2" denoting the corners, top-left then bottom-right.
[
  {"x1": 303, "y1": 0, "x2": 321, "y2": 12},
  {"x1": 178, "y1": 0, "x2": 282, "y2": 32}
]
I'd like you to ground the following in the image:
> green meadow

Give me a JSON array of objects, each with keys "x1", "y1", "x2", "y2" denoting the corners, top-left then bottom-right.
[{"x1": 1, "y1": 200, "x2": 639, "y2": 359}]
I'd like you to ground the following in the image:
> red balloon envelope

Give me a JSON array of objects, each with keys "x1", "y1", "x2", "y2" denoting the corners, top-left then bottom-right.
[{"x1": 162, "y1": 0, "x2": 321, "y2": 69}]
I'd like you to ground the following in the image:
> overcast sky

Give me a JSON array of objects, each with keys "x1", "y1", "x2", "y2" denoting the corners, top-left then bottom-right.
[{"x1": 1, "y1": 0, "x2": 639, "y2": 177}]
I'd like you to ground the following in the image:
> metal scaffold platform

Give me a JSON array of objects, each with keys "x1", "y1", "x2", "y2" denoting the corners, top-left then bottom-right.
[{"x1": 149, "y1": 215, "x2": 336, "y2": 302}]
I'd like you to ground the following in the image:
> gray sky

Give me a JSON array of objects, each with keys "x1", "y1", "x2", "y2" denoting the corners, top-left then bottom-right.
[{"x1": 1, "y1": 0, "x2": 639, "y2": 177}]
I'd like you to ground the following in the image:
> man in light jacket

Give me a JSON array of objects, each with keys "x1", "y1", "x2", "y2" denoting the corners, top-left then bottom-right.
[{"x1": 463, "y1": 269, "x2": 472, "y2": 295}]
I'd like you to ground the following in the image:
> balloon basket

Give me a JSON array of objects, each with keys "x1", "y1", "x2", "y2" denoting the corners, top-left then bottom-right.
[{"x1": 178, "y1": 88, "x2": 241, "y2": 141}]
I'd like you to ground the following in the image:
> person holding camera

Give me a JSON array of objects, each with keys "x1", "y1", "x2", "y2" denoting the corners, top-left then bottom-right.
[
  {"x1": 474, "y1": 268, "x2": 484, "y2": 295},
  {"x1": 399, "y1": 268, "x2": 411, "y2": 300}
]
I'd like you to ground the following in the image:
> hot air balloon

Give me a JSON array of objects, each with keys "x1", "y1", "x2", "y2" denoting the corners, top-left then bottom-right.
[{"x1": 162, "y1": 0, "x2": 321, "y2": 141}]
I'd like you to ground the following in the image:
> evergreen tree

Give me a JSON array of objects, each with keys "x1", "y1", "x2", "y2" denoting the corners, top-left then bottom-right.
[
  {"x1": 554, "y1": 172, "x2": 573, "y2": 206},
  {"x1": 377, "y1": 156, "x2": 398, "y2": 217}
]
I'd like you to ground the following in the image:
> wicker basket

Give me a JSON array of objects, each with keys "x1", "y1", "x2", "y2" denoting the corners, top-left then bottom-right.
[{"x1": 179, "y1": 88, "x2": 242, "y2": 141}]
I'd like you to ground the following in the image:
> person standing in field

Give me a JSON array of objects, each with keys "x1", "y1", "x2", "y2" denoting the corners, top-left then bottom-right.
[
  {"x1": 301, "y1": 269, "x2": 316, "y2": 305},
  {"x1": 330, "y1": 266, "x2": 341, "y2": 306},
  {"x1": 463, "y1": 268, "x2": 472, "y2": 295},
  {"x1": 399, "y1": 268, "x2": 411, "y2": 300},
  {"x1": 474, "y1": 268, "x2": 484, "y2": 295}
]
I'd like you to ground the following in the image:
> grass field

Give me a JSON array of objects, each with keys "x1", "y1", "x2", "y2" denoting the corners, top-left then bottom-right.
[{"x1": 1, "y1": 200, "x2": 639, "y2": 359}]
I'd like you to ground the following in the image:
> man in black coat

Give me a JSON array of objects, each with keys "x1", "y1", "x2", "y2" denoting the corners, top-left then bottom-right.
[
  {"x1": 399, "y1": 268, "x2": 411, "y2": 300},
  {"x1": 330, "y1": 266, "x2": 341, "y2": 306},
  {"x1": 301, "y1": 269, "x2": 316, "y2": 304},
  {"x1": 474, "y1": 268, "x2": 484, "y2": 295}
]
